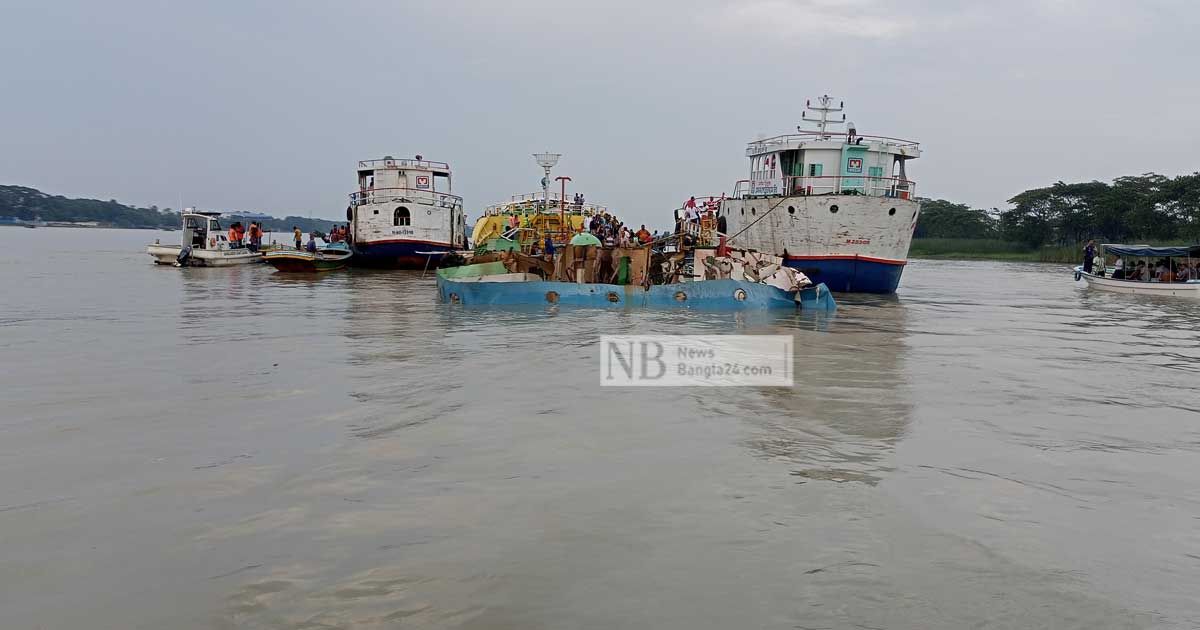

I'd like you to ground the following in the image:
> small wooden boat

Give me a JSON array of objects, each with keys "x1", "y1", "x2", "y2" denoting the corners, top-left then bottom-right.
[
  {"x1": 1074, "y1": 244, "x2": 1200, "y2": 298},
  {"x1": 264, "y1": 242, "x2": 352, "y2": 272}
]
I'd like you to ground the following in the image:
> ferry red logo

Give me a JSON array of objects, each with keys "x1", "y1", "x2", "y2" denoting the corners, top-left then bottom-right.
[
  {"x1": 846, "y1": 158, "x2": 863, "y2": 173},
  {"x1": 415, "y1": 175, "x2": 430, "y2": 189}
]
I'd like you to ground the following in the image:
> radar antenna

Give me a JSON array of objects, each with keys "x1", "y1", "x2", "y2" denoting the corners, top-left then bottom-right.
[{"x1": 799, "y1": 95, "x2": 846, "y2": 139}]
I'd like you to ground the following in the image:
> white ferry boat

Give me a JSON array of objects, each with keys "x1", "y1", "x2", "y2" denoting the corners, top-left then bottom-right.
[
  {"x1": 715, "y1": 96, "x2": 921, "y2": 293},
  {"x1": 346, "y1": 155, "x2": 466, "y2": 268},
  {"x1": 146, "y1": 209, "x2": 262, "y2": 266}
]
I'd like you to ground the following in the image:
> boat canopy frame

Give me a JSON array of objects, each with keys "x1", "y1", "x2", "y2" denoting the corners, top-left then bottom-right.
[{"x1": 1102, "y1": 244, "x2": 1200, "y2": 258}]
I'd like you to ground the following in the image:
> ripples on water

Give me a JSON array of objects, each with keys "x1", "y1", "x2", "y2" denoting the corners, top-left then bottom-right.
[{"x1": 1, "y1": 230, "x2": 1199, "y2": 629}]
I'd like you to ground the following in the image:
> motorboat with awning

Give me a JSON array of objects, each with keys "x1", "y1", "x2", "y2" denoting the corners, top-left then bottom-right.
[{"x1": 1074, "y1": 243, "x2": 1200, "y2": 297}]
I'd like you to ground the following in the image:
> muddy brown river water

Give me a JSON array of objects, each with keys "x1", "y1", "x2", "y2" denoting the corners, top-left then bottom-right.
[{"x1": 2, "y1": 227, "x2": 1198, "y2": 629}]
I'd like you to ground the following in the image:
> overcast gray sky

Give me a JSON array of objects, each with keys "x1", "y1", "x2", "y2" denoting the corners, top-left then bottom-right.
[{"x1": 2, "y1": 0, "x2": 1197, "y2": 228}]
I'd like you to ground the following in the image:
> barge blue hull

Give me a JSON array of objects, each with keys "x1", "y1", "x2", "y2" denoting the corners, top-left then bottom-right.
[{"x1": 436, "y1": 277, "x2": 835, "y2": 311}]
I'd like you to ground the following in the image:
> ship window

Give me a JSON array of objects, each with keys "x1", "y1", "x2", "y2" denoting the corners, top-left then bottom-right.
[
  {"x1": 740, "y1": 208, "x2": 744, "y2": 216},
  {"x1": 751, "y1": 208, "x2": 756, "y2": 215},
  {"x1": 889, "y1": 207, "x2": 896, "y2": 216},
  {"x1": 809, "y1": 164, "x2": 823, "y2": 177},
  {"x1": 346, "y1": 206, "x2": 353, "y2": 222},
  {"x1": 394, "y1": 207, "x2": 411, "y2": 226},
  {"x1": 373, "y1": 209, "x2": 379, "y2": 215},
  {"x1": 830, "y1": 205, "x2": 839, "y2": 214},
  {"x1": 788, "y1": 206, "x2": 795, "y2": 215}
]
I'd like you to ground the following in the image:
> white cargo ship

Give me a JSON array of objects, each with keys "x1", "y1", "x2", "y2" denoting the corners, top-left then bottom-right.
[{"x1": 715, "y1": 96, "x2": 921, "y2": 293}]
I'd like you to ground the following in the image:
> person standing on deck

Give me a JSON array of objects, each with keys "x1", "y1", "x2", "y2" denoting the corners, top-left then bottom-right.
[
  {"x1": 293, "y1": 226, "x2": 302, "y2": 250},
  {"x1": 229, "y1": 222, "x2": 245, "y2": 248},
  {"x1": 636, "y1": 225, "x2": 651, "y2": 244},
  {"x1": 246, "y1": 222, "x2": 261, "y2": 252},
  {"x1": 1083, "y1": 240, "x2": 1096, "y2": 274},
  {"x1": 684, "y1": 196, "x2": 698, "y2": 222}
]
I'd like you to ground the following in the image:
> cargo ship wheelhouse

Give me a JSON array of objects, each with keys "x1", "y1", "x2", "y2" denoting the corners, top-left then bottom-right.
[
  {"x1": 718, "y1": 96, "x2": 921, "y2": 293},
  {"x1": 347, "y1": 155, "x2": 465, "y2": 268}
]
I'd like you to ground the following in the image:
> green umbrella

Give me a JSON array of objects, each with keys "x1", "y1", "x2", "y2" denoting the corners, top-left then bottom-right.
[{"x1": 569, "y1": 232, "x2": 602, "y2": 247}]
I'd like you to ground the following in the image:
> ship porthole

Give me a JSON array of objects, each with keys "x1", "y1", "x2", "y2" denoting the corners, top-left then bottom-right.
[
  {"x1": 830, "y1": 204, "x2": 839, "y2": 214},
  {"x1": 788, "y1": 206, "x2": 795, "y2": 215},
  {"x1": 888, "y1": 207, "x2": 896, "y2": 216},
  {"x1": 546, "y1": 291, "x2": 559, "y2": 304},
  {"x1": 674, "y1": 291, "x2": 688, "y2": 302},
  {"x1": 427, "y1": 210, "x2": 432, "y2": 215},
  {"x1": 750, "y1": 208, "x2": 756, "y2": 215},
  {"x1": 448, "y1": 293, "x2": 460, "y2": 304},
  {"x1": 733, "y1": 289, "x2": 747, "y2": 301},
  {"x1": 606, "y1": 292, "x2": 620, "y2": 303},
  {"x1": 740, "y1": 208, "x2": 745, "y2": 216}
]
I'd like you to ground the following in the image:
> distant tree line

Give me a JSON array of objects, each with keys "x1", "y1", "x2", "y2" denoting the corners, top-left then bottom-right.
[
  {"x1": 0, "y1": 185, "x2": 337, "y2": 233},
  {"x1": 917, "y1": 172, "x2": 1200, "y2": 247},
  {"x1": 0, "y1": 185, "x2": 179, "y2": 228}
]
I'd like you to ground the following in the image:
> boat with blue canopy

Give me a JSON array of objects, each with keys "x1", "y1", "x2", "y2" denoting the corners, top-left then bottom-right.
[{"x1": 1074, "y1": 243, "x2": 1200, "y2": 297}]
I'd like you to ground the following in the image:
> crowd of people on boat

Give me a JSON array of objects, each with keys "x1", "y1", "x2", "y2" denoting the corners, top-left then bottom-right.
[
  {"x1": 1084, "y1": 241, "x2": 1199, "y2": 282},
  {"x1": 327, "y1": 224, "x2": 350, "y2": 243},
  {"x1": 227, "y1": 221, "x2": 264, "y2": 252},
  {"x1": 1105, "y1": 258, "x2": 1199, "y2": 282},
  {"x1": 580, "y1": 212, "x2": 657, "y2": 247}
]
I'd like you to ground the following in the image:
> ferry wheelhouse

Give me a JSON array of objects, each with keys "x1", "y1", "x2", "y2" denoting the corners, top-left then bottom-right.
[
  {"x1": 717, "y1": 96, "x2": 921, "y2": 293},
  {"x1": 347, "y1": 155, "x2": 466, "y2": 268}
]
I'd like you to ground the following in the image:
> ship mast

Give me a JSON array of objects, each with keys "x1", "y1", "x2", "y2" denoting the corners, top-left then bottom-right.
[{"x1": 799, "y1": 95, "x2": 846, "y2": 139}]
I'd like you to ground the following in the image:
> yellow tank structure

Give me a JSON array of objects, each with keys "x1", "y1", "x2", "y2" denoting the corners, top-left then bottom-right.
[{"x1": 471, "y1": 194, "x2": 614, "y2": 254}]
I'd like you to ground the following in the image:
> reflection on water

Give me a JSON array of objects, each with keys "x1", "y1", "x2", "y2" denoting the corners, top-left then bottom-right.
[
  {"x1": 744, "y1": 299, "x2": 911, "y2": 485},
  {"x1": 0, "y1": 231, "x2": 1196, "y2": 629}
]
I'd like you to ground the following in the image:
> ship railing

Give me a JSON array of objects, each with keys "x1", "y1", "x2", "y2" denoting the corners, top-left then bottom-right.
[
  {"x1": 349, "y1": 187, "x2": 463, "y2": 209},
  {"x1": 483, "y1": 195, "x2": 610, "y2": 216},
  {"x1": 357, "y1": 158, "x2": 451, "y2": 171},
  {"x1": 746, "y1": 131, "x2": 920, "y2": 155},
  {"x1": 732, "y1": 176, "x2": 916, "y2": 199}
]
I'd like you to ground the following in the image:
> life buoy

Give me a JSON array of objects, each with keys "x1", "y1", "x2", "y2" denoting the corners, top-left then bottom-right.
[{"x1": 209, "y1": 236, "x2": 216, "y2": 248}]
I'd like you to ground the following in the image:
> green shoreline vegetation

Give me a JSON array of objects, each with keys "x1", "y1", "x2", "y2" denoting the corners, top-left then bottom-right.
[
  {"x1": 0, "y1": 185, "x2": 338, "y2": 234},
  {"x1": 908, "y1": 238, "x2": 1082, "y2": 263},
  {"x1": 912, "y1": 172, "x2": 1200, "y2": 263}
]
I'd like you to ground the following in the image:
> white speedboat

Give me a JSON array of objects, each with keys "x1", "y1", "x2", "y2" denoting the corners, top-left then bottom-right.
[
  {"x1": 147, "y1": 209, "x2": 263, "y2": 266},
  {"x1": 1075, "y1": 244, "x2": 1200, "y2": 297}
]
